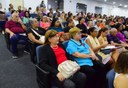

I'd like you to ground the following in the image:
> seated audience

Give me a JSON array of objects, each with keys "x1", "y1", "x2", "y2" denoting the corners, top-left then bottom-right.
[
  {"x1": 22, "y1": 11, "x2": 31, "y2": 26},
  {"x1": 73, "y1": 16, "x2": 79, "y2": 26},
  {"x1": 6, "y1": 8, "x2": 14, "y2": 20},
  {"x1": 39, "y1": 29, "x2": 86, "y2": 88},
  {"x1": 114, "y1": 51, "x2": 128, "y2": 88},
  {"x1": 115, "y1": 23, "x2": 127, "y2": 42},
  {"x1": 123, "y1": 20, "x2": 128, "y2": 39},
  {"x1": 5, "y1": 11, "x2": 28, "y2": 58},
  {"x1": 59, "y1": 33, "x2": 70, "y2": 43},
  {"x1": 94, "y1": 20, "x2": 101, "y2": 31},
  {"x1": 34, "y1": 6, "x2": 40, "y2": 14},
  {"x1": 36, "y1": 11, "x2": 43, "y2": 21},
  {"x1": 99, "y1": 20, "x2": 106, "y2": 29},
  {"x1": 17, "y1": 5, "x2": 22, "y2": 14},
  {"x1": 49, "y1": 18, "x2": 63, "y2": 32},
  {"x1": 76, "y1": 17, "x2": 88, "y2": 37},
  {"x1": 98, "y1": 27, "x2": 121, "y2": 63},
  {"x1": 86, "y1": 27, "x2": 108, "y2": 57},
  {"x1": 63, "y1": 19, "x2": 75, "y2": 33},
  {"x1": 98, "y1": 27, "x2": 109, "y2": 45},
  {"x1": 66, "y1": 27, "x2": 106, "y2": 88},
  {"x1": 107, "y1": 28, "x2": 128, "y2": 47},
  {"x1": 27, "y1": 18, "x2": 46, "y2": 46},
  {"x1": 40, "y1": 16, "x2": 51, "y2": 30},
  {"x1": 40, "y1": 0, "x2": 46, "y2": 8},
  {"x1": 59, "y1": 13, "x2": 66, "y2": 24},
  {"x1": 19, "y1": 7, "x2": 27, "y2": 18},
  {"x1": 87, "y1": 21, "x2": 93, "y2": 29},
  {"x1": 47, "y1": 12, "x2": 53, "y2": 21}
]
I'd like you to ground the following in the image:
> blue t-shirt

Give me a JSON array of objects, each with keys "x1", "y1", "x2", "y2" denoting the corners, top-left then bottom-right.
[{"x1": 66, "y1": 39, "x2": 93, "y2": 66}]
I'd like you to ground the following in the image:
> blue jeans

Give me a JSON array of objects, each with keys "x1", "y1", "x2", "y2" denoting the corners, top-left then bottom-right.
[{"x1": 10, "y1": 34, "x2": 28, "y2": 55}]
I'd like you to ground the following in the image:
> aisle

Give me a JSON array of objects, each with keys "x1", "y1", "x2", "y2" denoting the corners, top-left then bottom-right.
[{"x1": 0, "y1": 33, "x2": 38, "y2": 88}]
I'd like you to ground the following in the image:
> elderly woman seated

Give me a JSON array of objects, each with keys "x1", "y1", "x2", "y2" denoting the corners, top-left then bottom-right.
[
  {"x1": 39, "y1": 30, "x2": 86, "y2": 88},
  {"x1": 66, "y1": 27, "x2": 106, "y2": 88},
  {"x1": 26, "y1": 18, "x2": 46, "y2": 46}
]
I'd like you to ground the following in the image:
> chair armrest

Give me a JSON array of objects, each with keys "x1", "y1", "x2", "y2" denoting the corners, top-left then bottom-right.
[
  {"x1": 35, "y1": 65, "x2": 50, "y2": 74},
  {"x1": 4, "y1": 32, "x2": 11, "y2": 50},
  {"x1": 28, "y1": 39, "x2": 35, "y2": 44}
]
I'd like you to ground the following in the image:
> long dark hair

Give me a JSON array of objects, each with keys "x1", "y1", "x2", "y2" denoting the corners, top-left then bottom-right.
[
  {"x1": 88, "y1": 27, "x2": 96, "y2": 35},
  {"x1": 50, "y1": 18, "x2": 61, "y2": 27},
  {"x1": 114, "y1": 23, "x2": 123, "y2": 31},
  {"x1": 24, "y1": 11, "x2": 30, "y2": 18},
  {"x1": 98, "y1": 27, "x2": 108, "y2": 38}
]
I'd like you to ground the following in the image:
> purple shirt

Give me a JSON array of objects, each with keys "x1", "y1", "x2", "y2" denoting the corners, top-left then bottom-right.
[
  {"x1": 116, "y1": 32, "x2": 126, "y2": 42},
  {"x1": 19, "y1": 11, "x2": 25, "y2": 18},
  {"x1": 5, "y1": 20, "x2": 24, "y2": 33},
  {"x1": 107, "y1": 34, "x2": 121, "y2": 44}
]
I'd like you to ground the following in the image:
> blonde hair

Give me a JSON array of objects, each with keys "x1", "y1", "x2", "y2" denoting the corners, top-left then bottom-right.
[
  {"x1": 69, "y1": 27, "x2": 80, "y2": 38},
  {"x1": 44, "y1": 30, "x2": 58, "y2": 45}
]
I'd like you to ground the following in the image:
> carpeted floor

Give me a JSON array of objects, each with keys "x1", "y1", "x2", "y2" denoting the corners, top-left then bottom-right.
[{"x1": 0, "y1": 33, "x2": 39, "y2": 88}]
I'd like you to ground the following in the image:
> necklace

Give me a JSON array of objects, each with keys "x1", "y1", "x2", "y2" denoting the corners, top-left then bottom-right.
[
  {"x1": 51, "y1": 45, "x2": 58, "y2": 49},
  {"x1": 91, "y1": 36, "x2": 98, "y2": 45}
]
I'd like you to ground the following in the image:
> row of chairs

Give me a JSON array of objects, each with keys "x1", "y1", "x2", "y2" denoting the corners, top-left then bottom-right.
[
  {"x1": 35, "y1": 42, "x2": 116, "y2": 88},
  {"x1": 4, "y1": 32, "x2": 115, "y2": 88}
]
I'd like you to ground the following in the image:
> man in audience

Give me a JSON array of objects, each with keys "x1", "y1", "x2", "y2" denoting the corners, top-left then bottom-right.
[
  {"x1": 5, "y1": 11, "x2": 28, "y2": 59},
  {"x1": 107, "y1": 28, "x2": 128, "y2": 47}
]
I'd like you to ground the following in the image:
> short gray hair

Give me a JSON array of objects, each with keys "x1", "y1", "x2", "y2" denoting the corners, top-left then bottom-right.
[
  {"x1": 29, "y1": 18, "x2": 37, "y2": 25},
  {"x1": 110, "y1": 28, "x2": 117, "y2": 34}
]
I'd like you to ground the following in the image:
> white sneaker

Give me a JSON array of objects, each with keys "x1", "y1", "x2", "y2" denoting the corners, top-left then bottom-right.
[
  {"x1": 12, "y1": 55, "x2": 18, "y2": 59},
  {"x1": 24, "y1": 50, "x2": 30, "y2": 54}
]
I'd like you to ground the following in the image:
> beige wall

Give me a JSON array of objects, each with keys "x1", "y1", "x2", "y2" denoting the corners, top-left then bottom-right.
[{"x1": 10, "y1": 0, "x2": 24, "y2": 10}]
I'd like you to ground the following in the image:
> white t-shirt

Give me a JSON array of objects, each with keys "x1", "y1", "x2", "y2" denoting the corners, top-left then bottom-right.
[{"x1": 73, "y1": 20, "x2": 79, "y2": 26}]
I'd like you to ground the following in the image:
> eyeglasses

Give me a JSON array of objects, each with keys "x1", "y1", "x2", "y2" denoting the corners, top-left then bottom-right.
[{"x1": 76, "y1": 32, "x2": 82, "y2": 35}]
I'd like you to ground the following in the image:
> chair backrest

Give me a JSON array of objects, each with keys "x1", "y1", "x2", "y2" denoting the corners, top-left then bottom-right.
[
  {"x1": 30, "y1": 14, "x2": 38, "y2": 18},
  {"x1": 81, "y1": 37, "x2": 87, "y2": 41},
  {"x1": 106, "y1": 69, "x2": 116, "y2": 88},
  {"x1": 62, "y1": 40, "x2": 69, "y2": 48},
  {"x1": 36, "y1": 45, "x2": 43, "y2": 64}
]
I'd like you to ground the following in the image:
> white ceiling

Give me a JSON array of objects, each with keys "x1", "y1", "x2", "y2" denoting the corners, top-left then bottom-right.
[{"x1": 91, "y1": 0, "x2": 128, "y2": 8}]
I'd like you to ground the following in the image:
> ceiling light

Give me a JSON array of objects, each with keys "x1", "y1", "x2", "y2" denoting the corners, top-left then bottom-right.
[
  {"x1": 104, "y1": 0, "x2": 107, "y2": 2},
  {"x1": 113, "y1": 2, "x2": 116, "y2": 4},
  {"x1": 119, "y1": 4, "x2": 122, "y2": 6},
  {"x1": 124, "y1": 5, "x2": 128, "y2": 8}
]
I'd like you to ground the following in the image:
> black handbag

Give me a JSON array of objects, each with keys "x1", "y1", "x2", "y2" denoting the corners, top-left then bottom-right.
[{"x1": 100, "y1": 49, "x2": 111, "y2": 54}]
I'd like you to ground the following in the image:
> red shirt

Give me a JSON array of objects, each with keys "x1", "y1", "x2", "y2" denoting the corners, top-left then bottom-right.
[
  {"x1": 52, "y1": 46, "x2": 67, "y2": 65},
  {"x1": 5, "y1": 20, "x2": 24, "y2": 33}
]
